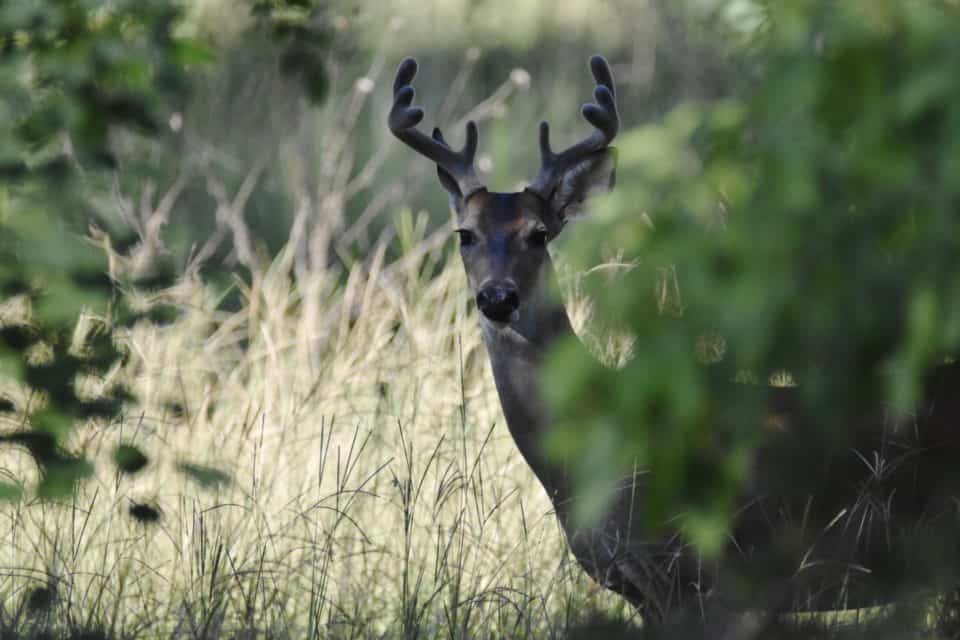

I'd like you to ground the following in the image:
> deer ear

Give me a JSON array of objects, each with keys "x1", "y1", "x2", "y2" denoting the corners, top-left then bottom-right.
[
  {"x1": 437, "y1": 165, "x2": 465, "y2": 214},
  {"x1": 549, "y1": 148, "x2": 617, "y2": 223}
]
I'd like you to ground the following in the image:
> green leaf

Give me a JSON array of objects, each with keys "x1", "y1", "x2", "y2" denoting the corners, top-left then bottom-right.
[
  {"x1": 32, "y1": 409, "x2": 73, "y2": 440},
  {"x1": 0, "y1": 482, "x2": 23, "y2": 500},
  {"x1": 129, "y1": 502, "x2": 161, "y2": 523},
  {"x1": 37, "y1": 458, "x2": 93, "y2": 498},
  {"x1": 113, "y1": 444, "x2": 149, "y2": 474},
  {"x1": 176, "y1": 462, "x2": 232, "y2": 489},
  {"x1": 174, "y1": 37, "x2": 215, "y2": 65}
]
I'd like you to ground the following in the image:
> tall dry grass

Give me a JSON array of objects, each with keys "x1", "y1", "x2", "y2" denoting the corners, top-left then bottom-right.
[
  {"x1": 0, "y1": 43, "x2": 640, "y2": 636},
  {"x1": 0, "y1": 218, "x2": 638, "y2": 638}
]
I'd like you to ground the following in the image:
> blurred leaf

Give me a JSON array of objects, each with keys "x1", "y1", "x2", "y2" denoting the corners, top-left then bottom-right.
[
  {"x1": 129, "y1": 502, "x2": 161, "y2": 523},
  {"x1": 176, "y1": 461, "x2": 232, "y2": 489},
  {"x1": 0, "y1": 348, "x2": 23, "y2": 381},
  {"x1": 0, "y1": 324, "x2": 38, "y2": 350},
  {"x1": 0, "y1": 0, "x2": 215, "y2": 502},
  {"x1": 0, "y1": 482, "x2": 23, "y2": 500},
  {"x1": 37, "y1": 457, "x2": 93, "y2": 498},
  {"x1": 173, "y1": 37, "x2": 215, "y2": 65},
  {"x1": 25, "y1": 586, "x2": 54, "y2": 613},
  {"x1": 113, "y1": 444, "x2": 149, "y2": 474}
]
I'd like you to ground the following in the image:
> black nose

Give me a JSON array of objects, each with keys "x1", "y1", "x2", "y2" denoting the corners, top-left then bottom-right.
[{"x1": 476, "y1": 285, "x2": 519, "y2": 323}]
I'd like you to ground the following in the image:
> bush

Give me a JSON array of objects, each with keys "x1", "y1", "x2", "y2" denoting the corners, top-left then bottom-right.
[{"x1": 546, "y1": 0, "x2": 960, "y2": 610}]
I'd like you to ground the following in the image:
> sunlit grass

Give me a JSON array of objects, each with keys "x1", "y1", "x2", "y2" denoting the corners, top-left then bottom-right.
[
  {"x1": 0, "y1": 18, "x2": 646, "y2": 633},
  {"x1": 0, "y1": 226, "x2": 635, "y2": 637}
]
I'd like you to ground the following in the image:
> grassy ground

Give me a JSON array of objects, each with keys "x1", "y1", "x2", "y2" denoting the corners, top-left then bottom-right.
[
  {"x1": 0, "y1": 20, "x2": 643, "y2": 634},
  {"x1": 0, "y1": 225, "x2": 637, "y2": 638}
]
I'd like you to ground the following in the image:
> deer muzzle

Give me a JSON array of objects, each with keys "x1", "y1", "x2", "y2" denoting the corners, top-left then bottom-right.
[{"x1": 476, "y1": 284, "x2": 520, "y2": 324}]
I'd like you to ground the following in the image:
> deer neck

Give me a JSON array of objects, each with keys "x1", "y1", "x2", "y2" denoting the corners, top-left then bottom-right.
[{"x1": 478, "y1": 264, "x2": 575, "y2": 501}]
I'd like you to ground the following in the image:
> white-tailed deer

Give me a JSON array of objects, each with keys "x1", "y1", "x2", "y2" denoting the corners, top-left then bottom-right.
[{"x1": 388, "y1": 55, "x2": 960, "y2": 628}]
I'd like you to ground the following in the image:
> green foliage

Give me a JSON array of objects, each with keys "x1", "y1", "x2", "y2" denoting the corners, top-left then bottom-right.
[
  {"x1": 0, "y1": 0, "x2": 195, "y2": 498},
  {"x1": 0, "y1": 0, "x2": 332, "y2": 501},
  {"x1": 176, "y1": 461, "x2": 232, "y2": 488},
  {"x1": 113, "y1": 443, "x2": 149, "y2": 473},
  {"x1": 128, "y1": 501, "x2": 161, "y2": 523},
  {"x1": 0, "y1": 482, "x2": 22, "y2": 499},
  {"x1": 547, "y1": 0, "x2": 960, "y2": 556},
  {"x1": 0, "y1": 0, "x2": 193, "y2": 172},
  {"x1": 252, "y1": 0, "x2": 332, "y2": 103}
]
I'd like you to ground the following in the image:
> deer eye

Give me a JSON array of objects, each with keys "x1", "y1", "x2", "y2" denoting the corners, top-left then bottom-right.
[
  {"x1": 454, "y1": 229, "x2": 476, "y2": 248},
  {"x1": 527, "y1": 228, "x2": 549, "y2": 249}
]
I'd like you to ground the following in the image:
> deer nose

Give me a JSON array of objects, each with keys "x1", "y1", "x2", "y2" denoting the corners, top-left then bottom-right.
[{"x1": 476, "y1": 285, "x2": 519, "y2": 323}]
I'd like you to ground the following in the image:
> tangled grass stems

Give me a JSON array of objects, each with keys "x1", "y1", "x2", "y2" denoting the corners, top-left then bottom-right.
[{"x1": 0, "y1": 228, "x2": 631, "y2": 638}]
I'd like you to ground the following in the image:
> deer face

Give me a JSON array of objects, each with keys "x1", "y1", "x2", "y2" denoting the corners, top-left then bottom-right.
[
  {"x1": 388, "y1": 55, "x2": 619, "y2": 328},
  {"x1": 450, "y1": 155, "x2": 615, "y2": 326},
  {"x1": 453, "y1": 190, "x2": 549, "y2": 324}
]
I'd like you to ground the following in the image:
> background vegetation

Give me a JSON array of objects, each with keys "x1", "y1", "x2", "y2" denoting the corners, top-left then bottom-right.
[{"x1": 1, "y1": 0, "x2": 958, "y2": 637}]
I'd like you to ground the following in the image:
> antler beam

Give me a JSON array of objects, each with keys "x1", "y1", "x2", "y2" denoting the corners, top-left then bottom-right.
[
  {"x1": 388, "y1": 58, "x2": 485, "y2": 199},
  {"x1": 528, "y1": 55, "x2": 620, "y2": 197}
]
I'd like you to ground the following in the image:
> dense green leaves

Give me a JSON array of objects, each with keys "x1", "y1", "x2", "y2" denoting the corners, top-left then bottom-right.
[
  {"x1": 547, "y1": 0, "x2": 960, "y2": 556},
  {"x1": 0, "y1": 0, "x2": 189, "y2": 169},
  {"x1": 0, "y1": 3, "x2": 195, "y2": 499}
]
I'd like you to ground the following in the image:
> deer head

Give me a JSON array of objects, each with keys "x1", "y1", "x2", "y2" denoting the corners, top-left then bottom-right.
[{"x1": 389, "y1": 56, "x2": 619, "y2": 338}]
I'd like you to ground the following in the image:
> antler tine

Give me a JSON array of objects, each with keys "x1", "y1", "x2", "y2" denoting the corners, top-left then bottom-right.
[
  {"x1": 529, "y1": 55, "x2": 619, "y2": 197},
  {"x1": 389, "y1": 58, "x2": 485, "y2": 198}
]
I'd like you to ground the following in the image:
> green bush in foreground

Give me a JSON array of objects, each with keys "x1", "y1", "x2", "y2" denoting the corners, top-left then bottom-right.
[
  {"x1": 548, "y1": 0, "x2": 960, "y2": 573},
  {"x1": 0, "y1": 0, "x2": 193, "y2": 496}
]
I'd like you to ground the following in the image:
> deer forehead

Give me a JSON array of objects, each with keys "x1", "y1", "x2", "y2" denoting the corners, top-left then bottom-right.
[{"x1": 460, "y1": 192, "x2": 545, "y2": 233}]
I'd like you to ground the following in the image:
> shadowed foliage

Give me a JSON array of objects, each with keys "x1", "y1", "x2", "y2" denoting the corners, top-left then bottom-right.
[{"x1": 546, "y1": 0, "x2": 960, "y2": 629}]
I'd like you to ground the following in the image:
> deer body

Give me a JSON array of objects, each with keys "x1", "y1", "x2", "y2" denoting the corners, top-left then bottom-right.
[
  {"x1": 468, "y1": 215, "x2": 689, "y2": 619},
  {"x1": 389, "y1": 56, "x2": 707, "y2": 622},
  {"x1": 388, "y1": 55, "x2": 960, "y2": 627}
]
